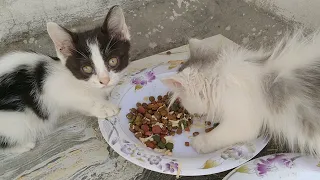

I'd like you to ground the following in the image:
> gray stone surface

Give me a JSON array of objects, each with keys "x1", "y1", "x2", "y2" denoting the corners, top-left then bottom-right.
[{"x1": 0, "y1": 0, "x2": 293, "y2": 179}]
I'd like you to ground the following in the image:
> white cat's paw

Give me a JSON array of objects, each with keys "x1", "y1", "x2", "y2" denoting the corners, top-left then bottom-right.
[
  {"x1": 91, "y1": 102, "x2": 120, "y2": 118},
  {"x1": 10, "y1": 142, "x2": 36, "y2": 154},
  {"x1": 191, "y1": 134, "x2": 218, "y2": 154}
]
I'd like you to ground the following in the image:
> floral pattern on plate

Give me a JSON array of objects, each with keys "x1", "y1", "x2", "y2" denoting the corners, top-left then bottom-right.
[{"x1": 224, "y1": 153, "x2": 320, "y2": 180}]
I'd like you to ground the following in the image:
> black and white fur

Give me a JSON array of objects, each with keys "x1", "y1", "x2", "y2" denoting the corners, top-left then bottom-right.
[
  {"x1": 163, "y1": 30, "x2": 320, "y2": 156},
  {"x1": 0, "y1": 6, "x2": 130, "y2": 153}
]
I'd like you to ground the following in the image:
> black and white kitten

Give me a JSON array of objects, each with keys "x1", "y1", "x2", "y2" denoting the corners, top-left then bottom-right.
[{"x1": 0, "y1": 6, "x2": 130, "y2": 153}]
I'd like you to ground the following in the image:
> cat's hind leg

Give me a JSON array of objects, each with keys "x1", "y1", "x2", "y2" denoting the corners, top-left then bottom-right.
[{"x1": 0, "y1": 112, "x2": 38, "y2": 154}]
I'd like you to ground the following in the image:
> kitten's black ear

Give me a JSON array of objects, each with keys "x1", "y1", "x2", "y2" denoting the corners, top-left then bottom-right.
[
  {"x1": 47, "y1": 22, "x2": 75, "y2": 61},
  {"x1": 102, "y1": 5, "x2": 130, "y2": 40}
]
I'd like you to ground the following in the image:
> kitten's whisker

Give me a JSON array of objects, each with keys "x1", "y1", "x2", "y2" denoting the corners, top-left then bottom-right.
[
  {"x1": 71, "y1": 47, "x2": 89, "y2": 59},
  {"x1": 105, "y1": 48, "x2": 121, "y2": 57}
]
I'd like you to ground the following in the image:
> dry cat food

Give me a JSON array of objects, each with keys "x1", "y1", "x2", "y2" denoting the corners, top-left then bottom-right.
[
  {"x1": 127, "y1": 92, "x2": 220, "y2": 154},
  {"x1": 127, "y1": 92, "x2": 193, "y2": 154}
]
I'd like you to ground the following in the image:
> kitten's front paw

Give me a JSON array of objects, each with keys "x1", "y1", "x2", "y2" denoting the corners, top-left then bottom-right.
[
  {"x1": 10, "y1": 142, "x2": 36, "y2": 154},
  {"x1": 91, "y1": 102, "x2": 120, "y2": 118},
  {"x1": 191, "y1": 134, "x2": 218, "y2": 154}
]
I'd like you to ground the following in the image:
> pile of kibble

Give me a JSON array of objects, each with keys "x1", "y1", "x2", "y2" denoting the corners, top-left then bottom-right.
[
  {"x1": 127, "y1": 92, "x2": 219, "y2": 153},
  {"x1": 127, "y1": 93, "x2": 194, "y2": 151}
]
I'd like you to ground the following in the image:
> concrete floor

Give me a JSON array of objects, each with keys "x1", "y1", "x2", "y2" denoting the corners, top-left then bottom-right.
[{"x1": 0, "y1": 0, "x2": 293, "y2": 179}]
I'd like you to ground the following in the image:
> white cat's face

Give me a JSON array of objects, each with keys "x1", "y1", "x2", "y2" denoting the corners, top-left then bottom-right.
[
  {"x1": 47, "y1": 6, "x2": 130, "y2": 91},
  {"x1": 162, "y1": 38, "x2": 219, "y2": 115},
  {"x1": 162, "y1": 68, "x2": 209, "y2": 115}
]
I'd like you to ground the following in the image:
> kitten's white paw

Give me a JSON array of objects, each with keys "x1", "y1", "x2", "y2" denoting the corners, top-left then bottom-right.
[
  {"x1": 91, "y1": 102, "x2": 120, "y2": 118},
  {"x1": 10, "y1": 142, "x2": 36, "y2": 154},
  {"x1": 191, "y1": 134, "x2": 218, "y2": 154}
]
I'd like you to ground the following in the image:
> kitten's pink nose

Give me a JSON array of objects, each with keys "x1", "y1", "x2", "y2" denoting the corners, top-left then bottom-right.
[{"x1": 99, "y1": 76, "x2": 110, "y2": 85}]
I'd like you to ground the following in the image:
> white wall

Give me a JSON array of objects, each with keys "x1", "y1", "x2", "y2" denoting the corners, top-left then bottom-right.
[
  {"x1": 244, "y1": 0, "x2": 320, "y2": 30},
  {"x1": 0, "y1": 0, "x2": 126, "y2": 43}
]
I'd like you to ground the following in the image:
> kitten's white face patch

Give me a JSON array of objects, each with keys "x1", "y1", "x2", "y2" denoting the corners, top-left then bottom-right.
[{"x1": 88, "y1": 41, "x2": 111, "y2": 88}]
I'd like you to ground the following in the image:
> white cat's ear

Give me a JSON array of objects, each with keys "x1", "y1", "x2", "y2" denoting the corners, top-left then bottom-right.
[
  {"x1": 47, "y1": 22, "x2": 75, "y2": 60},
  {"x1": 102, "y1": 5, "x2": 130, "y2": 40},
  {"x1": 189, "y1": 38, "x2": 202, "y2": 56},
  {"x1": 161, "y1": 77, "x2": 183, "y2": 89}
]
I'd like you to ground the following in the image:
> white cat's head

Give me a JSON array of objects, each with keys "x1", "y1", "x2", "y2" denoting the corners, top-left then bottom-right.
[
  {"x1": 47, "y1": 5, "x2": 130, "y2": 90},
  {"x1": 162, "y1": 39, "x2": 218, "y2": 115}
]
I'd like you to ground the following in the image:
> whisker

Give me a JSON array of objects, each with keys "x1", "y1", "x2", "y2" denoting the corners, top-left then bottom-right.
[
  {"x1": 105, "y1": 48, "x2": 121, "y2": 57},
  {"x1": 70, "y1": 47, "x2": 89, "y2": 59}
]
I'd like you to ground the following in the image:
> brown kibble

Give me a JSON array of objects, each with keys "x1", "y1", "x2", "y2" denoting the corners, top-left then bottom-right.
[
  {"x1": 142, "y1": 103, "x2": 148, "y2": 108},
  {"x1": 206, "y1": 121, "x2": 212, "y2": 126},
  {"x1": 160, "y1": 110, "x2": 168, "y2": 116},
  {"x1": 130, "y1": 108, "x2": 137, "y2": 113},
  {"x1": 185, "y1": 142, "x2": 190, "y2": 146},
  {"x1": 167, "y1": 114, "x2": 176, "y2": 120},
  {"x1": 149, "y1": 96, "x2": 155, "y2": 102},
  {"x1": 138, "y1": 129, "x2": 145, "y2": 134},
  {"x1": 176, "y1": 128, "x2": 182, "y2": 135},
  {"x1": 151, "y1": 120, "x2": 157, "y2": 125},
  {"x1": 166, "y1": 51, "x2": 172, "y2": 55},
  {"x1": 154, "y1": 112, "x2": 161, "y2": 120},
  {"x1": 129, "y1": 127, "x2": 136, "y2": 133},
  {"x1": 193, "y1": 132, "x2": 200, "y2": 137},
  {"x1": 141, "y1": 124, "x2": 150, "y2": 132},
  {"x1": 136, "y1": 102, "x2": 142, "y2": 107},
  {"x1": 160, "y1": 137, "x2": 166, "y2": 144},
  {"x1": 135, "y1": 132, "x2": 143, "y2": 138},
  {"x1": 137, "y1": 106, "x2": 146, "y2": 114},
  {"x1": 145, "y1": 113, "x2": 152, "y2": 119},
  {"x1": 145, "y1": 131, "x2": 152, "y2": 136},
  {"x1": 152, "y1": 140, "x2": 157, "y2": 145},
  {"x1": 189, "y1": 119, "x2": 193, "y2": 124},
  {"x1": 148, "y1": 110, "x2": 154, "y2": 115},
  {"x1": 161, "y1": 119, "x2": 168, "y2": 124},
  {"x1": 145, "y1": 141, "x2": 156, "y2": 149},
  {"x1": 185, "y1": 127, "x2": 190, "y2": 132},
  {"x1": 205, "y1": 127, "x2": 215, "y2": 133},
  {"x1": 169, "y1": 131, "x2": 175, "y2": 136},
  {"x1": 157, "y1": 95, "x2": 163, "y2": 100},
  {"x1": 147, "y1": 103, "x2": 153, "y2": 110},
  {"x1": 157, "y1": 102, "x2": 164, "y2": 107},
  {"x1": 142, "y1": 119, "x2": 148, "y2": 125},
  {"x1": 134, "y1": 125, "x2": 140, "y2": 131},
  {"x1": 152, "y1": 125, "x2": 162, "y2": 134}
]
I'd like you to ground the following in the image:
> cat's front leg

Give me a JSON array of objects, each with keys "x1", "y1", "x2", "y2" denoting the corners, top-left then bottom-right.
[
  {"x1": 191, "y1": 121, "x2": 259, "y2": 153},
  {"x1": 191, "y1": 97, "x2": 262, "y2": 153},
  {"x1": 89, "y1": 100, "x2": 120, "y2": 118}
]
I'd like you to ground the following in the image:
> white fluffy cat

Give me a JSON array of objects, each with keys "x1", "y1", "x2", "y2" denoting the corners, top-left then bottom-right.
[
  {"x1": 163, "y1": 29, "x2": 320, "y2": 156},
  {"x1": 0, "y1": 6, "x2": 130, "y2": 153}
]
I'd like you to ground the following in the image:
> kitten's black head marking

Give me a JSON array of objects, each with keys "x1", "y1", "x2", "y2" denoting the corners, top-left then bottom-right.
[{"x1": 47, "y1": 5, "x2": 130, "y2": 81}]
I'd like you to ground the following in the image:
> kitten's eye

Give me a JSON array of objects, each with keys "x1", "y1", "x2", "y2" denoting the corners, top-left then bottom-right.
[
  {"x1": 108, "y1": 57, "x2": 119, "y2": 67},
  {"x1": 82, "y1": 65, "x2": 93, "y2": 74}
]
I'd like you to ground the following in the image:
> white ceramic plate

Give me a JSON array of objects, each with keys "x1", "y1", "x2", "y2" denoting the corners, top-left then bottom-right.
[
  {"x1": 98, "y1": 60, "x2": 269, "y2": 176},
  {"x1": 223, "y1": 153, "x2": 320, "y2": 180}
]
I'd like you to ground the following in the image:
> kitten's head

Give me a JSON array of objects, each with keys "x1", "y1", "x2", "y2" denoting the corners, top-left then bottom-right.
[
  {"x1": 162, "y1": 39, "x2": 217, "y2": 115},
  {"x1": 47, "y1": 5, "x2": 130, "y2": 90}
]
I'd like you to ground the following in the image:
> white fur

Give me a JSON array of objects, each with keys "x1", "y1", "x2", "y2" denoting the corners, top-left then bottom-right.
[
  {"x1": 164, "y1": 30, "x2": 320, "y2": 155},
  {"x1": 0, "y1": 52, "x2": 119, "y2": 153}
]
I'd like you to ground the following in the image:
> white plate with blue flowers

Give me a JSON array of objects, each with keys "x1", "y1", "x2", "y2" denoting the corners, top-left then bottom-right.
[
  {"x1": 223, "y1": 153, "x2": 320, "y2": 180},
  {"x1": 98, "y1": 35, "x2": 270, "y2": 176}
]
